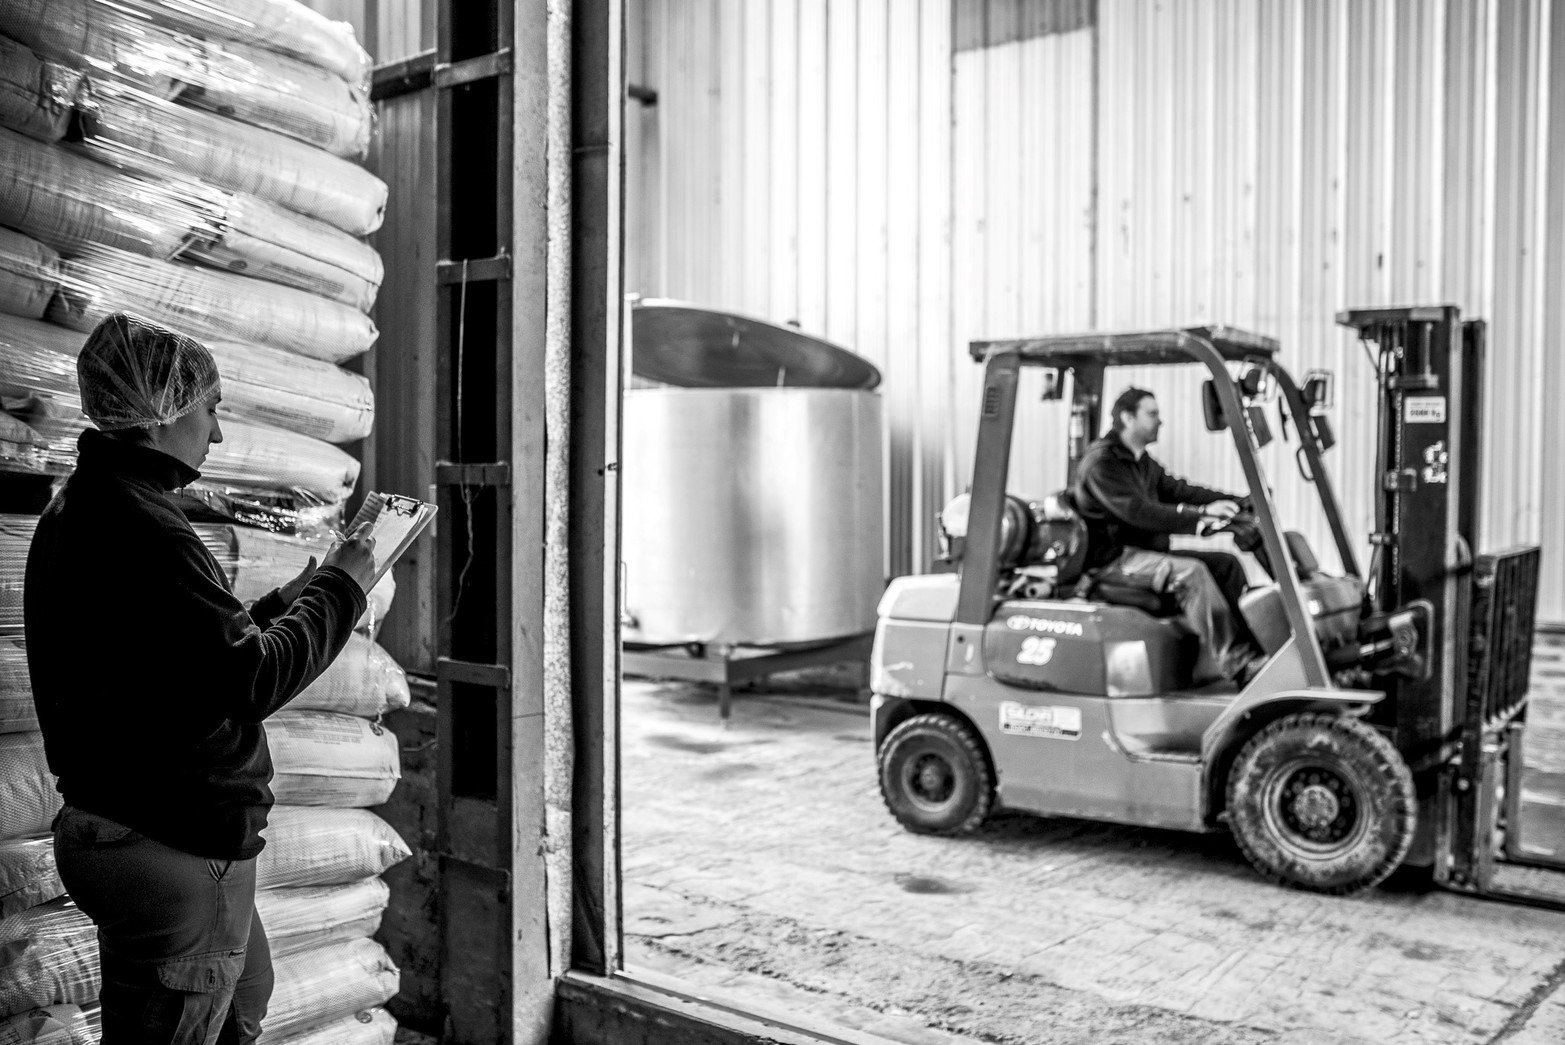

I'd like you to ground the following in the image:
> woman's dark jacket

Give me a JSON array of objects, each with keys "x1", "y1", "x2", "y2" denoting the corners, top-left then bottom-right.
[{"x1": 24, "y1": 429, "x2": 366, "y2": 861}]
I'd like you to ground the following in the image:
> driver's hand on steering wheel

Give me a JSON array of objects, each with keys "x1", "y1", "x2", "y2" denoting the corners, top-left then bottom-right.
[{"x1": 1204, "y1": 499, "x2": 1242, "y2": 521}]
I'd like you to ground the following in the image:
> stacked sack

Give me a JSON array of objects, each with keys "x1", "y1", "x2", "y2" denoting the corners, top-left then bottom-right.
[{"x1": 0, "y1": 2, "x2": 412, "y2": 1042}]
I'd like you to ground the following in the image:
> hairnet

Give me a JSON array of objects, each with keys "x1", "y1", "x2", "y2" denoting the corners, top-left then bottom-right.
[{"x1": 76, "y1": 312, "x2": 221, "y2": 431}]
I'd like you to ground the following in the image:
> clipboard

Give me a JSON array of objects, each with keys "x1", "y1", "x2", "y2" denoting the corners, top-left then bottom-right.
[{"x1": 343, "y1": 492, "x2": 437, "y2": 589}]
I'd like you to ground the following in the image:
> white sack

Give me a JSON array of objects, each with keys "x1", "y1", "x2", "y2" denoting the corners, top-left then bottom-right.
[
  {"x1": 265, "y1": 1008, "x2": 396, "y2": 1045},
  {"x1": 0, "y1": 1004, "x2": 93, "y2": 1045},
  {"x1": 257, "y1": 808, "x2": 409, "y2": 889},
  {"x1": 0, "y1": 838, "x2": 63, "y2": 919},
  {"x1": 79, "y1": 85, "x2": 386, "y2": 236},
  {"x1": 266, "y1": 712, "x2": 400, "y2": 808},
  {"x1": 267, "y1": 938, "x2": 398, "y2": 1041},
  {"x1": 0, "y1": 226, "x2": 61, "y2": 322},
  {"x1": 26, "y1": 412, "x2": 360, "y2": 505},
  {"x1": 0, "y1": 899, "x2": 97, "y2": 1019},
  {"x1": 0, "y1": 313, "x2": 374, "y2": 446},
  {"x1": 0, "y1": 637, "x2": 39, "y2": 734},
  {"x1": 256, "y1": 877, "x2": 388, "y2": 955},
  {"x1": 0, "y1": 733, "x2": 60, "y2": 844},
  {"x1": 135, "y1": 0, "x2": 371, "y2": 86},
  {"x1": 291, "y1": 635, "x2": 410, "y2": 719},
  {"x1": 0, "y1": 3, "x2": 373, "y2": 158},
  {"x1": 0, "y1": 414, "x2": 47, "y2": 479},
  {"x1": 0, "y1": 517, "x2": 29, "y2": 635},
  {"x1": 50, "y1": 246, "x2": 378, "y2": 364},
  {"x1": 0, "y1": 34, "x2": 85, "y2": 144}
]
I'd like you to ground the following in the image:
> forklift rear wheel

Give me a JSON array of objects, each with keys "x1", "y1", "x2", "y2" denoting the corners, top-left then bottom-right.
[
  {"x1": 1226, "y1": 712, "x2": 1415, "y2": 895},
  {"x1": 878, "y1": 713, "x2": 994, "y2": 835}
]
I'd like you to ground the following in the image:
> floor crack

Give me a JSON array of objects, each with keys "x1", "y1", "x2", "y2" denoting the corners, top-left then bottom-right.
[{"x1": 1487, "y1": 955, "x2": 1565, "y2": 1042}]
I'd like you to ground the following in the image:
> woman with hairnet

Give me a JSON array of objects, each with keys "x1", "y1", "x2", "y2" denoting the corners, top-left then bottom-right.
[{"x1": 23, "y1": 313, "x2": 377, "y2": 1045}]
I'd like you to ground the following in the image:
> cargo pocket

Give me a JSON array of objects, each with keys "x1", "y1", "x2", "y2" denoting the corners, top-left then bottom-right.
[{"x1": 144, "y1": 948, "x2": 247, "y2": 1044}]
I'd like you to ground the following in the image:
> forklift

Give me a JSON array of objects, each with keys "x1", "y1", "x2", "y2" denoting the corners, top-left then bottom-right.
[{"x1": 871, "y1": 307, "x2": 1561, "y2": 901}]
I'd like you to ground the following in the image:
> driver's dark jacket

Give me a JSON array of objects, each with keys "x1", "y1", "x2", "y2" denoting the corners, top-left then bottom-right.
[{"x1": 1070, "y1": 433, "x2": 1232, "y2": 570}]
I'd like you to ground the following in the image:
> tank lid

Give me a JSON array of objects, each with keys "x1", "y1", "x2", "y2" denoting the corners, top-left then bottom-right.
[{"x1": 630, "y1": 299, "x2": 881, "y2": 390}]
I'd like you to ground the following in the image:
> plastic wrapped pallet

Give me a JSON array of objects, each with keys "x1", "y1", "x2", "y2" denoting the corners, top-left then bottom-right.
[
  {"x1": 0, "y1": 313, "x2": 375, "y2": 445},
  {"x1": 267, "y1": 938, "x2": 398, "y2": 1040},
  {"x1": 0, "y1": 899, "x2": 96, "y2": 1018},
  {"x1": 0, "y1": 2, "x2": 374, "y2": 158},
  {"x1": 0, "y1": 1003, "x2": 93, "y2": 1045},
  {"x1": 0, "y1": 637, "x2": 39, "y2": 734},
  {"x1": 265, "y1": 711, "x2": 400, "y2": 809},
  {"x1": 50, "y1": 245, "x2": 377, "y2": 364},
  {"x1": 0, "y1": 838, "x2": 63, "y2": 919},
  {"x1": 0, "y1": 227, "x2": 61, "y2": 322},
  {"x1": 257, "y1": 808, "x2": 409, "y2": 890},
  {"x1": 0, "y1": 33, "x2": 85, "y2": 144},
  {"x1": 78, "y1": 83, "x2": 387, "y2": 236},
  {"x1": 290, "y1": 634, "x2": 411, "y2": 719},
  {"x1": 259, "y1": 877, "x2": 389, "y2": 958},
  {"x1": 268, "y1": 1008, "x2": 396, "y2": 1045},
  {"x1": 0, "y1": 733, "x2": 60, "y2": 844},
  {"x1": 0, "y1": 516, "x2": 28, "y2": 634}
]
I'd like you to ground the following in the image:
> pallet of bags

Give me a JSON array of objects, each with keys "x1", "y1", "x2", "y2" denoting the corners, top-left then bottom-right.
[
  {"x1": 265, "y1": 1008, "x2": 397, "y2": 1045},
  {"x1": 0, "y1": 899, "x2": 96, "y2": 1020},
  {"x1": 266, "y1": 712, "x2": 400, "y2": 809},
  {"x1": 0, "y1": 516, "x2": 28, "y2": 634},
  {"x1": 0, "y1": 836, "x2": 63, "y2": 919},
  {"x1": 257, "y1": 807, "x2": 410, "y2": 891},
  {"x1": 291, "y1": 634, "x2": 411, "y2": 719},
  {"x1": 0, "y1": 413, "x2": 48, "y2": 477},
  {"x1": 0, "y1": 1003, "x2": 94, "y2": 1045},
  {"x1": 0, "y1": 1, "x2": 373, "y2": 158},
  {"x1": 0, "y1": 313, "x2": 375, "y2": 446},
  {"x1": 0, "y1": 733, "x2": 60, "y2": 845}
]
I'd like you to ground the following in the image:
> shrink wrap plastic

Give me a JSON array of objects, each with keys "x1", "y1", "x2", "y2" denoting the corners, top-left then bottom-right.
[
  {"x1": 257, "y1": 808, "x2": 410, "y2": 889},
  {"x1": 49, "y1": 246, "x2": 378, "y2": 363},
  {"x1": 0, "y1": 313, "x2": 375, "y2": 446},
  {"x1": 0, "y1": 516, "x2": 27, "y2": 634},
  {"x1": 0, "y1": 1003, "x2": 94, "y2": 1045},
  {"x1": 291, "y1": 634, "x2": 411, "y2": 718},
  {"x1": 126, "y1": 0, "x2": 371, "y2": 86},
  {"x1": 0, "y1": 2, "x2": 373, "y2": 158},
  {"x1": 0, "y1": 226, "x2": 62, "y2": 322},
  {"x1": 268, "y1": 1008, "x2": 397, "y2": 1045},
  {"x1": 194, "y1": 523, "x2": 395, "y2": 631},
  {"x1": 77, "y1": 83, "x2": 387, "y2": 236},
  {"x1": 0, "y1": 637, "x2": 39, "y2": 734},
  {"x1": 0, "y1": 127, "x2": 382, "y2": 310},
  {"x1": 0, "y1": 837, "x2": 64, "y2": 918},
  {"x1": 265, "y1": 711, "x2": 401, "y2": 809},
  {"x1": 267, "y1": 938, "x2": 399, "y2": 1040},
  {"x1": 0, "y1": 900, "x2": 96, "y2": 1018},
  {"x1": 0, "y1": 733, "x2": 60, "y2": 844},
  {"x1": 257, "y1": 877, "x2": 389, "y2": 953},
  {"x1": 0, "y1": 34, "x2": 85, "y2": 144}
]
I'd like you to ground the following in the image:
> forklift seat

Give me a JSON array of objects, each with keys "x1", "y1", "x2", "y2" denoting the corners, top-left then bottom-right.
[{"x1": 1036, "y1": 491, "x2": 1178, "y2": 617}]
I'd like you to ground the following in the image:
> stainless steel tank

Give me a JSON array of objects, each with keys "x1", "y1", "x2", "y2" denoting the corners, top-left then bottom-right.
[{"x1": 621, "y1": 387, "x2": 884, "y2": 646}]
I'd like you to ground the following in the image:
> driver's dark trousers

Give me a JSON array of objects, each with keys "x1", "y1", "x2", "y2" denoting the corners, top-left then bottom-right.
[
  {"x1": 1096, "y1": 548, "x2": 1255, "y2": 685},
  {"x1": 53, "y1": 805, "x2": 272, "y2": 1045}
]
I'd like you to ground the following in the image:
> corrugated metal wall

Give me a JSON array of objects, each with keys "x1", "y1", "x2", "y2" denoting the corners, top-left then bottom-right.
[{"x1": 630, "y1": 0, "x2": 1565, "y2": 618}]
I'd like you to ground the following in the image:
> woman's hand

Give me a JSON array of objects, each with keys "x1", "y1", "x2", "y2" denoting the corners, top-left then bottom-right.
[
  {"x1": 323, "y1": 521, "x2": 378, "y2": 593},
  {"x1": 278, "y1": 556, "x2": 318, "y2": 605}
]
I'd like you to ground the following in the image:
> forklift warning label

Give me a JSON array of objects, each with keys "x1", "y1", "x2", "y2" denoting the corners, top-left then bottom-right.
[
  {"x1": 1000, "y1": 701, "x2": 1082, "y2": 740},
  {"x1": 1405, "y1": 396, "x2": 1447, "y2": 424}
]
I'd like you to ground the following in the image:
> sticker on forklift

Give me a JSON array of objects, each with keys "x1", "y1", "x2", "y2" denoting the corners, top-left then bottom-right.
[
  {"x1": 1404, "y1": 396, "x2": 1447, "y2": 424},
  {"x1": 999, "y1": 701, "x2": 1082, "y2": 740}
]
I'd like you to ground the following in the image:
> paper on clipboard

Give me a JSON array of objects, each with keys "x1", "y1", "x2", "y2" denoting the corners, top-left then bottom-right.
[{"x1": 344, "y1": 492, "x2": 437, "y2": 589}]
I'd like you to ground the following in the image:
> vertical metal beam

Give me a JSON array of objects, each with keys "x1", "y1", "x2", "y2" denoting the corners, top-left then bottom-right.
[{"x1": 568, "y1": 0, "x2": 625, "y2": 979}]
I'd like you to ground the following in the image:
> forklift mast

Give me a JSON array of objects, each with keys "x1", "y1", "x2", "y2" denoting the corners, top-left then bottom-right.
[{"x1": 1334, "y1": 307, "x2": 1484, "y2": 773}]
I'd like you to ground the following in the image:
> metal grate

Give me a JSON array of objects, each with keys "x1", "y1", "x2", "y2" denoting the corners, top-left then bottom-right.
[{"x1": 1469, "y1": 546, "x2": 1542, "y2": 725}]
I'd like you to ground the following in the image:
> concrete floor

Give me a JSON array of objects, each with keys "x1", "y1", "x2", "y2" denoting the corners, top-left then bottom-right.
[{"x1": 621, "y1": 678, "x2": 1565, "y2": 1045}]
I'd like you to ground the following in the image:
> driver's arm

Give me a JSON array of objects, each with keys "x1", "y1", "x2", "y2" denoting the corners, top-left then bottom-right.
[
  {"x1": 1081, "y1": 460, "x2": 1199, "y2": 535},
  {"x1": 1156, "y1": 470, "x2": 1238, "y2": 512}
]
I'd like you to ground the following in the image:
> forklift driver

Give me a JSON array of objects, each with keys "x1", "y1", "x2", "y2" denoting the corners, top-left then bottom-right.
[{"x1": 1070, "y1": 387, "x2": 1265, "y2": 686}]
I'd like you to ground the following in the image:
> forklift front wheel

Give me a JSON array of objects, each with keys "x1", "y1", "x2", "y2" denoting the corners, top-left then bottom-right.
[
  {"x1": 1226, "y1": 712, "x2": 1415, "y2": 895},
  {"x1": 878, "y1": 713, "x2": 995, "y2": 836}
]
